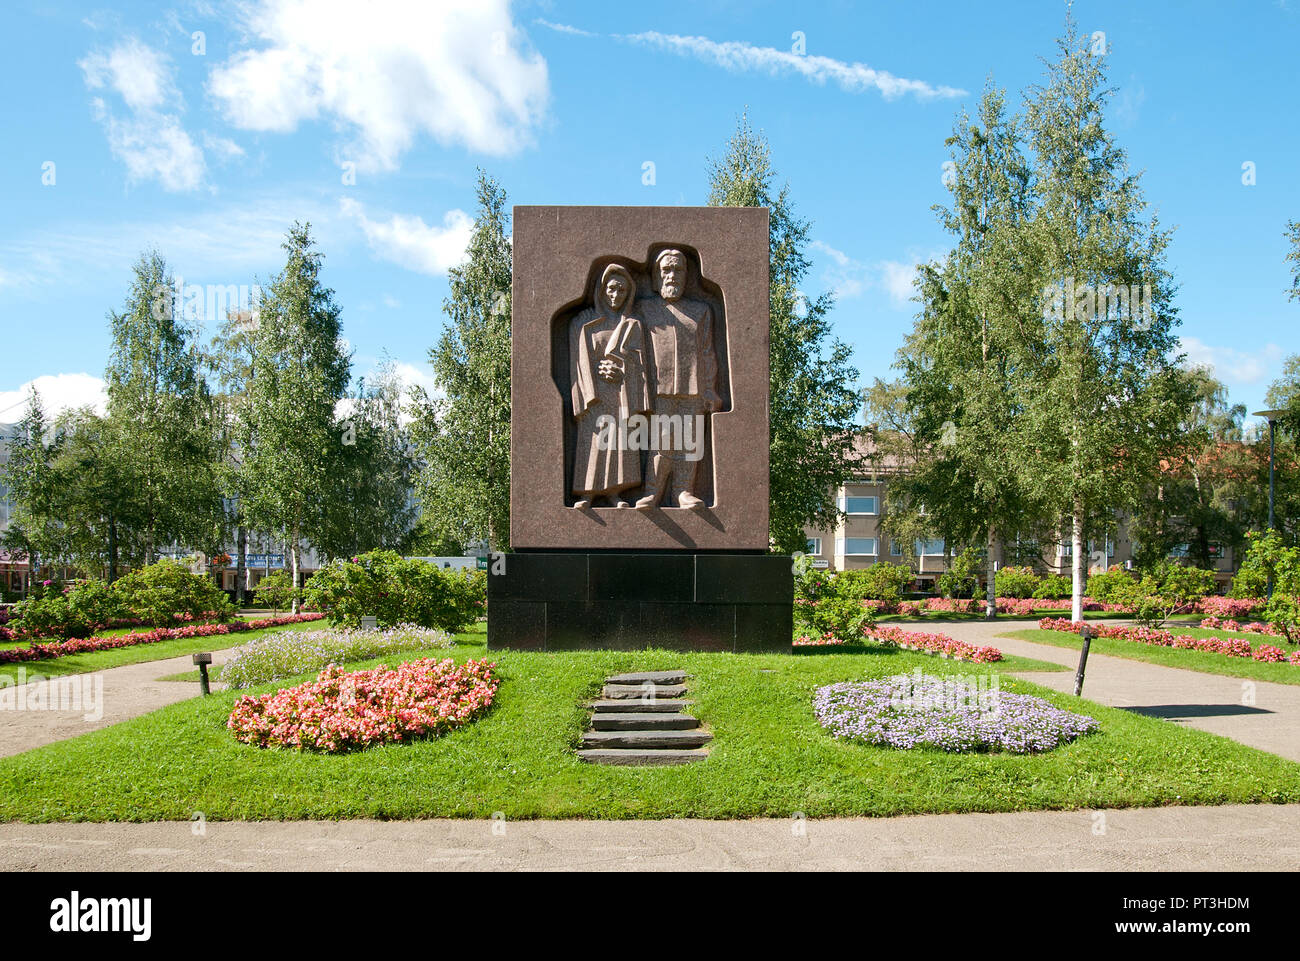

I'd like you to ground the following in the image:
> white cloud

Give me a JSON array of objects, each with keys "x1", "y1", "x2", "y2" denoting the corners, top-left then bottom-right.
[
  {"x1": 80, "y1": 37, "x2": 170, "y2": 111},
  {"x1": 812, "y1": 241, "x2": 921, "y2": 306},
  {"x1": 1179, "y1": 337, "x2": 1284, "y2": 386},
  {"x1": 202, "y1": 132, "x2": 246, "y2": 162},
  {"x1": 623, "y1": 32, "x2": 966, "y2": 101},
  {"x1": 341, "y1": 198, "x2": 472, "y2": 276},
  {"x1": 208, "y1": 0, "x2": 550, "y2": 170},
  {"x1": 78, "y1": 37, "x2": 206, "y2": 191},
  {"x1": 0, "y1": 193, "x2": 341, "y2": 311},
  {"x1": 535, "y1": 19, "x2": 596, "y2": 38},
  {"x1": 0, "y1": 374, "x2": 108, "y2": 424},
  {"x1": 879, "y1": 261, "x2": 919, "y2": 304}
]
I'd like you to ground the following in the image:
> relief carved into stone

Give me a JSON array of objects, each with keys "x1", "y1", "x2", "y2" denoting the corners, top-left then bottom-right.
[{"x1": 554, "y1": 246, "x2": 731, "y2": 510}]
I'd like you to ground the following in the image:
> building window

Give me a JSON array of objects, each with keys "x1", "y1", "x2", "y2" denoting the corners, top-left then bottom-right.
[
  {"x1": 915, "y1": 538, "x2": 944, "y2": 556},
  {"x1": 840, "y1": 537, "x2": 878, "y2": 556},
  {"x1": 839, "y1": 495, "x2": 878, "y2": 515},
  {"x1": 806, "y1": 537, "x2": 822, "y2": 555},
  {"x1": 890, "y1": 540, "x2": 903, "y2": 556}
]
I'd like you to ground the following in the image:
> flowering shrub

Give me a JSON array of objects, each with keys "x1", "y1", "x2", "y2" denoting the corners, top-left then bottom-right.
[
  {"x1": 228, "y1": 657, "x2": 498, "y2": 752},
  {"x1": 1196, "y1": 596, "x2": 1265, "y2": 619},
  {"x1": 0, "y1": 613, "x2": 324, "y2": 665},
  {"x1": 813, "y1": 673, "x2": 1098, "y2": 753},
  {"x1": 1038, "y1": 617, "x2": 1300, "y2": 665},
  {"x1": 220, "y1": 623, "x2": 454, "y2": 688}
]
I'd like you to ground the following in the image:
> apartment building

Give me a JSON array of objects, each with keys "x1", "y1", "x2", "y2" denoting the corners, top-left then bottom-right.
[{"x1": 803, "y1": 439, "x2": 1241, "y2": 591}]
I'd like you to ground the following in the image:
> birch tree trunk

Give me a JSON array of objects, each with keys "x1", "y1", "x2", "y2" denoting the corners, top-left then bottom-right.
[
  {"x1": 1071, "y1": 503, "x2": 1085, "y2": 622},
  {"x1": 985, "y1": 527, "x2": 997, "y2": 619}
]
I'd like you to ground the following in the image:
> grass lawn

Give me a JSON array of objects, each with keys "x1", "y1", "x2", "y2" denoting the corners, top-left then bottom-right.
[
  {"x1": 0, "y1": 620, "x2": 321, "y2": 685},
  {"x1": 1000, "y1": 627, "x2": 1300, "y2": 685},
  {"x1": 1, "y1": 624, "x2": 1296, "y2": 822}
]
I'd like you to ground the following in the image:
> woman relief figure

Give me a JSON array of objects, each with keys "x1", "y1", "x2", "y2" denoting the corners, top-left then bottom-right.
[{"x1": 570, "y1": 263, "x2": 651, "y2": 508}]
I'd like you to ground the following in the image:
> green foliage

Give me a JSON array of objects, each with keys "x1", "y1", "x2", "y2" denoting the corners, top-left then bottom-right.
[
  {"x1": 892, "y1": 83, "x2": 1047, "y2": 602},
  {"x1": 12, "y1": 579, "x2": 125, "y2": 639},
  {"x1": 995, "y1": 565, "x2": 1041, "y2": 599},
  {"x1": 793, "y1": 561, "x2": 882, "y2": 641},
  {"x1": 836, "y1": 563, "x2": 914, "y2": 603},
  {"x1": 1235, "y1": 530, "x2": 1300, "y2": 641},
  {"x1": 105, "y1": 251, "x2": 223, "y2": 565},
  {"x1": 1086, "y1": 567, "x2": 1139, "y2": 604},
  {"x1": 302, "y1": 550, "x2": 480, "y2": 633},
  {"x1": 1129, "y1": 562, "x2": 1217, "y2": 628},
  {"x1": 1286, "y1": 220, "x2": 1300, "y2": 303},
  {"x1": 315, "y1": 360, "x2": 418, "y2": 558},
  {"x1": 11, "y1": 593, "x2": 89, "y2": 639},
  {"x1": 111, "y1": 559, "x2": 235, "y2": 627},
  {"x1": 66, "y1": 579, "x2": 123, "y2": 629},
  {"x1": 252, "y1": 570, "x2": 299, "y2": 614},
  {"x1": 936, "y1": 548, "x2": 982, "y2": 598},
  {"x1": 0, "y1": 390, "x2": 62, "y2": 585},
  {"x1": 707, "y1": 116, "x2": 863, "y2": 553},
  {"x1": 1032, "y1": 574, "x2": 1073, "y2": 600},
  {"x1": 414, "y1": 170, "x2": 512, "y2": 551},
  {"x1": 237, "y1": 223, "x2": 351, "y2": 596}
]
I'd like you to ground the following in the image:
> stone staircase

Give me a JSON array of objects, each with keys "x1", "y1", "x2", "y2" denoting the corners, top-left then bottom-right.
[{"x1": 577, "y1": 670, "x2": 710, "y2": 765}]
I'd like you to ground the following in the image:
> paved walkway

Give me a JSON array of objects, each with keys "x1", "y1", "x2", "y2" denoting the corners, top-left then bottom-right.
[
  {"x1": 0, "y1": 645, "x2": 240, "y2": 759},
  {"x1": 932, "y1": 618, "x2": 1300, "y2": 763},
  {"x1": 2, "y1": 805, "x2": 1297, "y2": 870}
]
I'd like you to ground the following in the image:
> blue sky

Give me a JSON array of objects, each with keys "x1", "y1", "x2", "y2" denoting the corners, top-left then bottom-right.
[{"x1": 1, "y1": 0, "x2": 1297, "y2": 426}]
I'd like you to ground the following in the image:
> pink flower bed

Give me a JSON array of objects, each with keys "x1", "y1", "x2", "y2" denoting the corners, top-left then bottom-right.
[
  {"x1": 0, "y1": 613, "x2": 325, "y2": 665},
  {"x1": 795, "y1": 632, "x2": 846, "y2": 646},
  {"x1": 228, "y1": 657, "x2": 499, "y2": 752},
  {"x1": 1198, "y1": 616, "x2": 1279, "y2": 636},
  {"x1": 1195, "y1": 597, "x2": 1265, "y2": 619},
  {"x1": 863, "y1": 624, "x2": 1002, "y2": 663},
  {"x1": 1038, "y1": 617, "x2": 1300, "y2": 665}
]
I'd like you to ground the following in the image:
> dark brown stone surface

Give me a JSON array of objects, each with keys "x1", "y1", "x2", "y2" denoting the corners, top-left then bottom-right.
[{"x1": 511, "y1": 205, "x2": 770, "y2": 551}]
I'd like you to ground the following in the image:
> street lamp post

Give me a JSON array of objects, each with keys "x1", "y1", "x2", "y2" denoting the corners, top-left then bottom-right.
[{"x1": 1252, "y1": 410, "x2": 1286, "y2": 601}]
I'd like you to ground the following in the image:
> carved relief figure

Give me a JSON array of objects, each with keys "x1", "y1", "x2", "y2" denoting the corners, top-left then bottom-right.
[
  {"x1": 569, "y1": 263, "x2": 651, "y2": 508},
  {"x1": 634, "y1": 248, "x2": 722, "y2": 510}
]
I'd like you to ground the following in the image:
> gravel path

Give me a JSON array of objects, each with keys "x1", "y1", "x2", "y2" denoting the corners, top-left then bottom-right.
[
  {"x1": 933, "y1": 617, "x2": 1300, "y2": 762},
  {"x1": 0, "y1": 646, "x2": 240, "y2": 759},
  {"x1": 2, "y1": 804, "x2": 1297, "y2": 871}
]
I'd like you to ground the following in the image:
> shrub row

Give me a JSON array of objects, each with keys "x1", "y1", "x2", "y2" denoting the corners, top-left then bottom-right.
[
  {"x1": 5, "y1": 560, "x2": 236, "y2": 640},
  {"x1": 303, "y1": 550, "x2": 485, "y2": 633},
  {"x1": 1038, "y1": 617, "x2": 1300, "y2": 665},
  {"x1": 0, "y1": 613, "x2": 324, "y2": 665}
]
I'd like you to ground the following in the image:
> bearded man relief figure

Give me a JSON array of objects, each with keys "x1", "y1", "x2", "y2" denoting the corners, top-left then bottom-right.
[{"x1": 635, "y1": 248, "x2": 724, "y2": 510}]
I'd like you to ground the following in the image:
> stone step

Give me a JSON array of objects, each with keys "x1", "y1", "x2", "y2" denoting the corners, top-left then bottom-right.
[
  {"x1": 602, "y1": 683, "x2": 687, "y2": 700},
  {"x1": 605, "y1": 670, "x2": 687, "y2": 685},
  {"x1": 590, "y1": 713, "x2": 700, "y2": 731},
  {"x1": 581, "y1": 729, "x2": 713, "y2": 750},
  {"x1": 577, "y1": 748, "x2": 710, "y2": 766},
  {"x1": 591, "y1": 699, "x2": 695, "y2": 713}
]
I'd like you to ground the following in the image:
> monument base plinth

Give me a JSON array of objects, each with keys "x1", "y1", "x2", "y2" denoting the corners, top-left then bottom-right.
[{"x1": 487, "y1": 553, "x2": 793, "y2": 653}]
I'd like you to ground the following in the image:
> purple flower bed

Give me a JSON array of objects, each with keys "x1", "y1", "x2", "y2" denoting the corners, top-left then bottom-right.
[{"x1": 813, "y1": 673, "x2": 1100, "y2": 754}]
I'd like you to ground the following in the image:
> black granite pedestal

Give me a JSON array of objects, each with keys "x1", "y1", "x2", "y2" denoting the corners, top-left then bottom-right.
[{"x1": 487, "y1": 553, "x2": 793, "y2": 653}]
